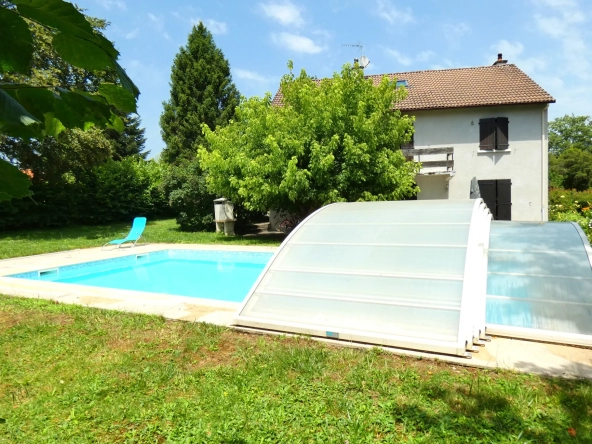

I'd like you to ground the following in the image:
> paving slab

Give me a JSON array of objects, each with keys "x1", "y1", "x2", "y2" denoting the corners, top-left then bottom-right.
[{"x1": 1, "y1": 244, "x2": 591, "y2": 379}]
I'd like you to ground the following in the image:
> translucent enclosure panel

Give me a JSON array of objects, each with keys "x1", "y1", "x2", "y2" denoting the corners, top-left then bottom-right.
[
  {"x1": 487, "y1": 274, "x2": 592, "y2": 304},
  {"x1": 273, "y1": 244, "x2": 468, "y2": 278},
  {"x1": 291, "y1": 223, "x2": 471, "y2": 246},
  {"x1": 241, "y1": 292, "x2": 461, "y2": 343},
  {"x1": 486, "y1": 221, "x2": 592, "y2": 337},
  {"x1": 236, "y1": 200, "x2": 490, "y2": 355},
  {"x1": 310, "y1": 201, "x2": 475, "y2": 225},
  {"x1": 486, "y1": 298, "x2": 592, "y2": 335},
  {"x1": 488, "y1": 250, "x2": 592, "y2": 278},
  {"x1": 489, "y1": 221, "x2": 587, "y2": 253},
  {"x1": 258, "y1": 271, "x2": 464, "y2": 308}
]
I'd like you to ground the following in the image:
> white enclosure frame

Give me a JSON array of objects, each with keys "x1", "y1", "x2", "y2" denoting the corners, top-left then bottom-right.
[{"x1": 234, "y1": 200, "x2": 492, "y2": 357}]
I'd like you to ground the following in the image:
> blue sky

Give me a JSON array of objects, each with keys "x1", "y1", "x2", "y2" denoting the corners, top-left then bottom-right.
[{"x1": 76, "y1": 0, "x2": 592, "y2": 158}]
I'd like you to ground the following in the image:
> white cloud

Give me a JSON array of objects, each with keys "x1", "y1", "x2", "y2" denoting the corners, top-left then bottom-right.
[
  {"x1": 206, "y1": 19, "x2": 228, "y2": 35},
  {"x1": 125, "y1": 28, "x2": 139, "y2": 39},
  {"x1": 271, "y1": 32, "x2": 324, "y2": 53},
  {"x1": 385, "y1": 49, "x2": 435, "y2": 67},
  {"x1": 260, "y1": 1, "x2": 304, "y2": 27},
  {"x1": 492, "y1": 40, "x2": 525, "y2": 60},
  {"x1": 385, "y1": 49, "x2": 413, "y2": 66},
  {"x1": 489, "y1": 40, "x2": 547, "y2": 73},
  {"x1": 375, "y1": 0, "x2": 414, "y2": 25},
  {"x1": 95, "y1": 0, "x2": 126, "y2": 10},
  {"x1": 442, "y1": 22, "x2": 470, "y2": 38},
  {"x1": 148, "y1": 13, "x2": 171, "y2": 40},
  {"x1": 416, "y1": 50, "x2": 435, "y2": 62},
  {"x1": 235, "y1": 69, "x2": 274, "y2": 83},
  {"x1": 188, "y1": 18, "x2": 228, "y2": 35},
  {"x1": 532, "y1": 0, "x2": 589, "y2": 78}
]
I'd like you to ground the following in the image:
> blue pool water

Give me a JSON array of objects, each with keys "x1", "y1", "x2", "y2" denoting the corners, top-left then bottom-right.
[{"x1": 11, "y1": 250, "x2": 273, "y2": 302}]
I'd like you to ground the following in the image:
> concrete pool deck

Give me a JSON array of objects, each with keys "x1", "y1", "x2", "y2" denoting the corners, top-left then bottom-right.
[{"x1": 1, "y1": 244, "x2": 591, "y2": 380}]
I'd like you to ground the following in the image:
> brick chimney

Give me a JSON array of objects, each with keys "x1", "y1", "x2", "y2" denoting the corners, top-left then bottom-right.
[{"x1": 493, "y1": 53, "x2": 508, "y2": 66}]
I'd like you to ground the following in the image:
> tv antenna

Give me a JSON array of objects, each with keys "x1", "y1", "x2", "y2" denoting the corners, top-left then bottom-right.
[{"x1": 342, "y1": 43, "x2": 370, "y2": 68}]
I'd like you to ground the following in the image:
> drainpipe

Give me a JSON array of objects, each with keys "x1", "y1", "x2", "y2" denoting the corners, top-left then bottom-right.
[{"x1": 541, "y1": 105, "x2": 548, "y2": 222}]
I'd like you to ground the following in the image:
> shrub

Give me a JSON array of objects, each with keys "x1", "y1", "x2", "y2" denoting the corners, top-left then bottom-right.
[
  {"x1": 548, "y1": 188, "x2": 592, "y2": 241},
  {"x1": 0, "y1": 158, "x2": 170, "y2": 230}
]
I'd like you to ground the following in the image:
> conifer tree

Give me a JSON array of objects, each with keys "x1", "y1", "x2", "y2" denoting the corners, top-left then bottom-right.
[
  {"x1": 106, "y1": 114, "x2": 148, "y2": 160},
  {"x1": 160, "y1": 22, "x2": 240, "y2": 164}
]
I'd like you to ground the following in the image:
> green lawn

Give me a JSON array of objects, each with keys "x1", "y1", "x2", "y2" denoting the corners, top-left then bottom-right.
[
  {"x1": 0, "y1": 219, "x2": 282, "y2": 259},
  {"x1": 0, "y1": 296, "x2": 591, "y2": 443}
]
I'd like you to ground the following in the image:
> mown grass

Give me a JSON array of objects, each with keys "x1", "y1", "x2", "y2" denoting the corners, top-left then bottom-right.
[
  {"x1": 1, "y1": 296, "x2": 591, "y2": 443},
  {"x1": 0, "y1": 219, "x2": 282, "y2": 259}
]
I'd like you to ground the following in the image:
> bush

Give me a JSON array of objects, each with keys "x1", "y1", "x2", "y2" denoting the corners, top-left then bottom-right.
[
  {"x1": 161, "y1": 159, "x2": 265, "y2": 233},
  {"x1": 548, "y1": 188, "x2": 592, "y2": 242},
  {"x1": 0, "y1": 158, "x2": 170, "y2": 230}
]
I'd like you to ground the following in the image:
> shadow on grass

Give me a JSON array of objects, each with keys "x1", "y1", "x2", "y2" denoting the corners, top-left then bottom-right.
[{"x1": 386, "y1": 376, "x2": 591, "y2": 441}]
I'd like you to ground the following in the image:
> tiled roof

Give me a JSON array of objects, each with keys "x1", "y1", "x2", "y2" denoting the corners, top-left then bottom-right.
[{"x1": 271, "y1": 64, "x2": 555, "y2": 111}]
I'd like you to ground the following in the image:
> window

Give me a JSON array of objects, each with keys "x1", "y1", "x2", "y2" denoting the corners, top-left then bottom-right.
[
  {"x1": 479, "y1": 117, "x2": 509, "y2": 151},
  {"x1": 396, "y1": 80, "x2": 409, "y2": 88},
  {"x1": 477, "y1": 179, "x2": 511, "y2": 220}
]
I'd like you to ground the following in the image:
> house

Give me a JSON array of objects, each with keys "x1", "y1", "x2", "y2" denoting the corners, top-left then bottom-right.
[
  {"x1": 272, "y1": 53, "x2": 555, "y2": 222},
  {"x1": 366, "y1": 54, "x2": 555, "y2": 221}
]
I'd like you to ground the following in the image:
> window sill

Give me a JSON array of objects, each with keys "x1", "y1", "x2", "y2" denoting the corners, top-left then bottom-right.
[{"x1": 477, "y1": 149, "x2": 511, "y2": 154}]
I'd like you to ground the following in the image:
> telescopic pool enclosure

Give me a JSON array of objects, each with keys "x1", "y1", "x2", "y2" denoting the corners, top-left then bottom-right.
[{"x1": 234, "y1": 200, "x2": 592, "y2": 357}]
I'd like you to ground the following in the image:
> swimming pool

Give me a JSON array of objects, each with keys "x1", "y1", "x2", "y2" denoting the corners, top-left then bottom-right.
[{"x1": 11, "y1": 250, "x2": 273, "y2": 302}]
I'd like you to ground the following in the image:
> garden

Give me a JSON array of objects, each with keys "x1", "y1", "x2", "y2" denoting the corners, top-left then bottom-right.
[{"x1": 1, "y1": 1, "x2": 592, "y2": 442}]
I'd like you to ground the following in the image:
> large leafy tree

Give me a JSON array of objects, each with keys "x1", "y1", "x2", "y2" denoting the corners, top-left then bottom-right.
[
  {"x1": 160, "y1": 22, "x2": 240, "y2": 164},
  {"x1": 549, "y1": 114, "x2": 592, "y2": 155},
  {"x1": 0, "y1": 0, "x2": 140, "y2": 201},
  {"x1": 199, "y1": 62, "x2": 419, "y2": 218}
]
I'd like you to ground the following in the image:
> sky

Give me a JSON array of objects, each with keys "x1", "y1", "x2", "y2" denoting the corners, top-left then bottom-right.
[{"x1": 75, "y1": 0, "x2": 592, "y2": 158}]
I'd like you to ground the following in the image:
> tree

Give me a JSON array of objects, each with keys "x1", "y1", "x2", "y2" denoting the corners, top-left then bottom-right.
[
  {"x1": 105, "y1": 114, "x2": 148, "y2": 160},
  {"x1": 553, "y1": 148, "x2": 592, "y2": 191},
  {"x1": 160, "y1": 22, "x2": 240, "y2": 164},
  {"x1": 199, "y1": 62, "x2": 419, "y2": 218},
  {"x1": 0, "y1": 0, "x2": 140, "y2": 201},
  {"x1": 549, "y1": 115, "x2": 592, "y2": 155}
]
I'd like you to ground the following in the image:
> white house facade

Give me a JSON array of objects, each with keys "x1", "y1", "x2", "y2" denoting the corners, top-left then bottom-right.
[
  {"x1": 412, "y1": 104, "x2": 550, "y2": 221},
  {"x1": 367, "y1": 55, "x2": 555, "y2": 222}
]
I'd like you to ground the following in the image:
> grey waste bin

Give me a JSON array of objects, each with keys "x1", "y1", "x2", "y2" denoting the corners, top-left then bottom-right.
[{"x1": 213, "y1": 198, "x2": 236, "y2": 235}]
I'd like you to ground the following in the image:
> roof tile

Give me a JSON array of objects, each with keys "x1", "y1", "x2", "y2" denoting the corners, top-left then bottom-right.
[{"x1": 271, "y1": 64, "x2": 555, "y2": 111}]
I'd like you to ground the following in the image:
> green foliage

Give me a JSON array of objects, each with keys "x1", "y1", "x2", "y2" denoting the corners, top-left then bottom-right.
[
  {"x1": 160, "y1": 21, "x2": 240, "y2": 164},
  {"x1": 0, "y1": 0, "x2": 140, "y2": 201},
  {"x1": 1, "y1": 296, "x2": 591, "y2": 442},
  {"x1": 0, "y1": 157, "x2": 170, "y2": 230},
  {"x1": 549, "y1": 188, "x2": 592, "y2": 241},
  {"x1": 549, "y1": 148, "x2": 592, "y2": 191},
  {"x1": 104, "y1": 114, "x2": 148, "y2": 160},
  {"x1": 200, "y1": 62, "x2": 419, "y2": 218},
  {"x1": 549, "y1": 114, "x2": 592, "y2": 155},
  {"x1": 0, "y1": 157, "x2": 31, "y2": 201},
  {"x1": 161, "y1": 159, "x2": 216, "y2": 231}
]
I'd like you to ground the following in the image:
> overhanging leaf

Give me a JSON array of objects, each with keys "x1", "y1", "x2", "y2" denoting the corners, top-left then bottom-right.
[
  {"x1": 0, "y1": 88, "x2": 42, "y2": 138},
  {"x1": 5, "y1": 84, "x2": 57, "y2": 120},
  {"x1": 0, "y1": 159, "x2": 32, "y2": 202},
  {"x1": 53, "y1": 32, "x2": 115, "y2": 72},
  {"x1": 108, "y1": 112, "x2": 124, "y2": 132},
  {"x1": 113, "y1": 60, "x2": 140, "y2": 99},
  {"x1": 12, "y1": 0, "x2": 118, "y2": 58},
  {"x1": 54, "y1": 88, "x2": 111, "y2": 129},
  {"x1": 44, "y1": 112, "x2": 65, "y2": 137},
  {"x1": 0, "y1": 7, "x2": 33, "y2": 73},
  {"x1": 98, "y1": 84, "x2": 136, "y2": 113}
]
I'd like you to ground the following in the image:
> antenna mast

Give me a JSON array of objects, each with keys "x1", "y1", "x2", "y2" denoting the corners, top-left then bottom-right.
[{"x1": 342, "y1": 43, "x2": 370, "y2": 68}]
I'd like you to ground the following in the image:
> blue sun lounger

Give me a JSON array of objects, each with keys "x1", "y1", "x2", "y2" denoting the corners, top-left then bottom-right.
[{"x1": 103, "y1": 217, "x2": 147, "y2": 249}]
